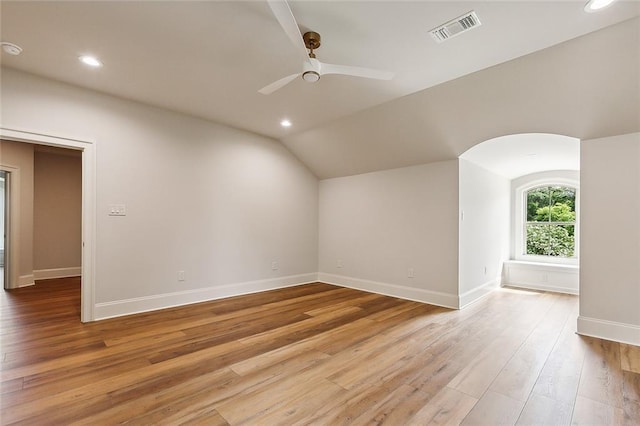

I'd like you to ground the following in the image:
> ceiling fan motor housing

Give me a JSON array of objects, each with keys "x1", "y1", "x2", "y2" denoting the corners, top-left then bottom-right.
[{"x1": 302, "y1": 59, "x2": 320, "y2": 82}]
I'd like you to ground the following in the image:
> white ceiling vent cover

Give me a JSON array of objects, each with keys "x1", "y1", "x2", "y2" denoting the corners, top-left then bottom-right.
[{"x1": 430, "y1": 11, "x2": 481, "y2": 43}]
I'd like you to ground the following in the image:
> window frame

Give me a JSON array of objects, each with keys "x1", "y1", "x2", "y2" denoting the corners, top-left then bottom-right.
[{"x1": 514, "y1": 177, "x2": 579, "y2": 265}]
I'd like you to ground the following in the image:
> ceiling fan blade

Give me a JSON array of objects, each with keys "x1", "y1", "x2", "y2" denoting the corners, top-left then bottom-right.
[
  {"x1": 267, "y1": 0, "x2": 310, "y2": 62},
  {"x1": 319, "y1": 62, "x2": 395, "y2": 81},
  {"x1": 258, "y1": 72, "x2": 301, "y2": 95}
]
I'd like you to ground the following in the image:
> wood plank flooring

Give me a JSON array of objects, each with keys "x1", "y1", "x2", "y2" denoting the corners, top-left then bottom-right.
[{"x1": 1, "y1": 278, "x2": 639, "y2": 425}]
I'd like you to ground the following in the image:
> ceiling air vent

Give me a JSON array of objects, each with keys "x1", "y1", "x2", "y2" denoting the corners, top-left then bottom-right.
[{"x1": 430, "y1": 11, "x2": 481, "y2": 43}]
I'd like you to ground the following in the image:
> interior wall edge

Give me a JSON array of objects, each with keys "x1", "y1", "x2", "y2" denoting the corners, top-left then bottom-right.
[{"x1": 458, "y1": 279, "x2": 501, "y2": 308}]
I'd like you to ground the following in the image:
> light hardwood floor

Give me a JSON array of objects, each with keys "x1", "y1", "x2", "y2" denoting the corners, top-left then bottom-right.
[{"x1": 1, "y1": 278, "x2": 639, "y2": 425}]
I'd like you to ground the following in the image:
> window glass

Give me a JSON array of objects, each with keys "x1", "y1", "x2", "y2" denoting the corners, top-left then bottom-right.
[{"x1": 524, "y1": 186, "x2": 576, "y2": 258}]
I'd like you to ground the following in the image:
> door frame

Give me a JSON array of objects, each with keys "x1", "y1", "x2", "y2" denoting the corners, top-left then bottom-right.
[
  {"x1": 0, "y1": 166, "x2": 20, "y2": 291},
  {"x1": 0, "y1": 127, "x2": 96, "y2": 322},
  {"x1": 0, "y1": 170, "x2": 4, "y2": 286}
]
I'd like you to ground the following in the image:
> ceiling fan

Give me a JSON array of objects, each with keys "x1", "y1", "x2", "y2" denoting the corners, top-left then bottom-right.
[{"x1": 259, "y1": 0, "x2": 395, "y2": 95}]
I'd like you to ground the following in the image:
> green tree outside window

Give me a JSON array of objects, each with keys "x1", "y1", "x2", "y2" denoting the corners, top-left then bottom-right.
[{"x1": 525, "y1": 186, "x2": 576, "y2": 257}]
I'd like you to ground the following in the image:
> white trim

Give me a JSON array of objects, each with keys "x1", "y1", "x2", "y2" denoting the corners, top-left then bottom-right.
[
  {"x1": 514, "y1": 175, "x2": 580, "y2": 266},
  {"x1": 94, "y1": 273, "x2": 319, "y2": 320},
  {"x1": 504, "y1": 260, "x2": 579, "y2": 271},
  {"x1": 506, "y1": 282, "x2": 579, "y2": 295},
  {"x1": 18, "y1": 274, "x2": 35, "y2": 288},
  {"x1": 317, "y1": 273, "x2": 458, "y2": 309},
  {"x1": 0, "y1": 164, "x2": 20, "y2": 289},
  {"x1": 577, "y1": 316, "x2": 640, "y2": 346},
  {"x1": 0, "y1": 127, "x2": 96, "y2": 322},
  {"x1": 34, "y1": 267, "x2": 81, "y2": 281},
  {"x1": 459, "y1": 279, "x2": 500, "y2": 308}
]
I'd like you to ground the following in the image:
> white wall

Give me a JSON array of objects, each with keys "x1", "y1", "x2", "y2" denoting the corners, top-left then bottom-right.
[
  {"x1": 458, "y1": 159, "x2": 510, "y2": 307},
  {"x1": 318, "y1": 160, "x2": 460, "y2": 308},
  {"x1": 578, "y1": 133, "x2": 640, "y2": 345},
  {"x1": 0, "y1": 68, "x2": 319, "y2": 319}
]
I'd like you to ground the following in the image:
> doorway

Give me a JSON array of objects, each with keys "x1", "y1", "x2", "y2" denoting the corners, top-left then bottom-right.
[
  {"x1": 0, "y1": 141, "x2": 82, "y2": 291},
  {"x1": 0, "y1": 128, "x2": 96, "y2": 322}
]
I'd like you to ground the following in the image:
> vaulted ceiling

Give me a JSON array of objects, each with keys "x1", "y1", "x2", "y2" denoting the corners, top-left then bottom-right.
[{"x1": 1, "y1": 1, "x2": 639, "y2": 178}]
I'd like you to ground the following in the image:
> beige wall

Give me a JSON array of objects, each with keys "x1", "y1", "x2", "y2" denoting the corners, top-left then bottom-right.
[
  {"x1": 1, "y1": 68, "x2": 319, "y2": 319},
  {"x1": 579, "y1": 132, "x2": 640, "y2": 345},
  {"x1": 0, "y1": 140, "x2": 34, "y2": 286},
  {"x1": 34, "y1": 149, "x2": 82, "y2": 271},
  {"x1": 318, "y1": 160, "x2": 460, "y2": 308}
]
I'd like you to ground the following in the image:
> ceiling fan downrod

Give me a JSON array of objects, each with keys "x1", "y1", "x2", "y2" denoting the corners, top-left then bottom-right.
[{"x1": 302, "y1": 31, "x2": 321, "y2": 82}]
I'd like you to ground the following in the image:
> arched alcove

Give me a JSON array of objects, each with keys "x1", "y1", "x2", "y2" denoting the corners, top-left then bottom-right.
[
  {"x1": 458, "y1": 133, "x2": 580, "y2": 306},
  {"x1": 460, "y1": 133, "x2": 579, "y2": 178}
]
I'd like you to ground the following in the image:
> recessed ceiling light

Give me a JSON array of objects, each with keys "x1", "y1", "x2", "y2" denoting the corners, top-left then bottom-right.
[
  {"x1": 1, "y1": 42, "x2": 22, "y2": 56},
  {"x1": 79, "y1": 55, "x2": 103, "y2": 67},
  {"x1": 584, "y1": 0, "x2": 617, "y2": 12},
  {"x1": 280, "y1": 119, "x2": 292, "y2": 127}
]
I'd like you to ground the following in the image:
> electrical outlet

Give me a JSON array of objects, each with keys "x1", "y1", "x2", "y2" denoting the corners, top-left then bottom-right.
[
  {"x1": 177, "y1": 270, "x2": 185, "y2": 281},
  {"x1": 408, "y1": 267, "x2": 415, "y2": 278},
  {"x1": 271, "y1": 261, "x2": 278, "y2": 271},
  {"x1": 337, "y1": 259, "x2": 343, "y2": 268},
  {"x1": 108, "y1": 204, "x2": 126, "y2": 216}
]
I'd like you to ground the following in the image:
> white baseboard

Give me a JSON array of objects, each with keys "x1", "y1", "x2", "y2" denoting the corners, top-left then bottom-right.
[
  {"x1": 317, "y1": 273, "x2": 458, "y2": 309},
  {"x1": 505, "y1": 282, "x2": 579, "y2": 295},
  {"x1": 577, "y1": 316, "x2": 640, "y2": 346},
  {"x1": 18, "y1": 274, "x2": 35, "y2": 288},
  {"x1": 94, "y1": 273, "x2": 319, "y2": 320},
  {"x1": 459, "y1": 279, "x2": 500, "y2": 308},
  {"x1": 34, "y1": 267, "x2": 81, "y2": 281}
]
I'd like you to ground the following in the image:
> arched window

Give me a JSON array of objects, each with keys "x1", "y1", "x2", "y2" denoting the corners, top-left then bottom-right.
[
  {"x1": 515, "y1": 178, "x2": 579, "y2": 265},
  {"x1": 525, "y1": 185, "x2": 576, "y2": 256}
]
